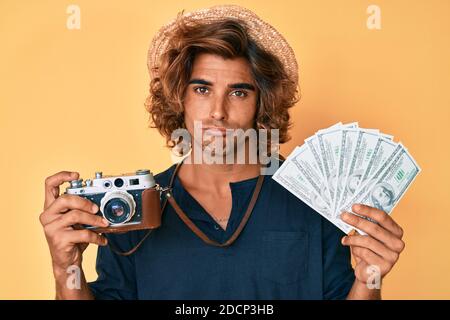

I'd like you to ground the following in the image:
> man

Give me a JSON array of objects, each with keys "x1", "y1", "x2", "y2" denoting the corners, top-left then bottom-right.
[{"x1": 40, "y1": 5, "x2": 405, "y2": 299}]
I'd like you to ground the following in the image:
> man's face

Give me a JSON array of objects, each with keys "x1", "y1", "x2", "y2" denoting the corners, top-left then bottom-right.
[{"x1": 183, "y1": 53, "x2": 258, "y2": 157}]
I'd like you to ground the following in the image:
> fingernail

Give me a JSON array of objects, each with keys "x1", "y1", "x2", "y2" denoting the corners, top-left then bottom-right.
[
  {"x1": 340, "y1": 212, "x2": 348, "y2": 219},
  {"x1": 92, "y1": 204, "x2": 99, "y2": 212},
  {"x1": 341, "y1": 236, "x2": 347, "y2": 245},
  {"x1": 353, "y1": 204, "x2": 361, "y2": 212},
  {"x1": 102, "y1": 218, "x2": 109, "y2": 226}
]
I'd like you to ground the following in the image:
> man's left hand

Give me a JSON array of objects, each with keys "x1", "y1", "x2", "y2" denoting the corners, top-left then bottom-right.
[{"x1": 340, "y1": 204, "x2": 405, "y2": 286}]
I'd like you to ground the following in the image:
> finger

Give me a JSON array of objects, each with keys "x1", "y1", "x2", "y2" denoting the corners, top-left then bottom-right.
[
  {"x1": 341, "y1": 212, "x2": 405, "y2": 253},
  {"x1": 350, "y1": 247, "x2": 363, "y2": 263},
  {"x1": 352, "y1": 204, "x2": 404, "y2": 238},
  {"x1": 351, "y1": 246, "x2": 391, "y2": 273},
  {"x1": 65, "y1": 229, "x2": 108, "y2": 246},
  {"x1": 41, "y1": 194, "x2": 98, "y2": 226},
  {"x1": 44, "y1": 171, "x2": 79, "y2": 210},
  {"x1": 342, "y1": 235, "x2": 399, "y2": 264},
  {"x1": 45, "y1": 210, "x2": 109, "y2": 233}
]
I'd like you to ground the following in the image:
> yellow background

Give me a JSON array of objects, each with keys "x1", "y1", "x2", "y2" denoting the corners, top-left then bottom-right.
[{"x1": 1, "y1": 0, "x2": 449, "y2": 299}]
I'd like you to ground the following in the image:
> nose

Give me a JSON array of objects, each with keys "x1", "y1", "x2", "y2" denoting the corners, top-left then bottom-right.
[{"x1": 209, "y1": 94, "x2": 227, "y2": 121}]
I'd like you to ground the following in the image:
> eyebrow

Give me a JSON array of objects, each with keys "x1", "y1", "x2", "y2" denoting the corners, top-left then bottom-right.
[{"x1": 188, "y1": 78, "x2": 256, "y2": 91}]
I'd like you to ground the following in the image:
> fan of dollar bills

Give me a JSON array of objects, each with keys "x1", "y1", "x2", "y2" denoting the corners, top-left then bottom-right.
[{"x1": 272, "y1": 122, "x2": 421, "y2": 234}]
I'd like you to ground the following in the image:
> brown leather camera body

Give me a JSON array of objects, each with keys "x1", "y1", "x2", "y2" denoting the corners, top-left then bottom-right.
[{"x1": 78, "y1": 187, "x2": 162, "y2": 234}]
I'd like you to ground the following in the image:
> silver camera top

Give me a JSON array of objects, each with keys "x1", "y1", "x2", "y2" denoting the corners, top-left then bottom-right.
[{"x1": 65, "y1": 169, "x2": 156, "y2": 195}]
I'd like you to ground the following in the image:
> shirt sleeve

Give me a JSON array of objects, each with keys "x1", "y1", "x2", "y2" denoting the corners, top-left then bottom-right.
[
  {"x1": 87, "y1": 232, "x2": 139, "y2": 300},
  {"x1": 321, "y1": 218, "x2": 355, "y2": 300}
]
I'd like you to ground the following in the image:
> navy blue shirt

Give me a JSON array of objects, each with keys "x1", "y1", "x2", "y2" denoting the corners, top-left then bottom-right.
[{"x1": 88, "y1": 162, "x2": 355, "y2": 299}]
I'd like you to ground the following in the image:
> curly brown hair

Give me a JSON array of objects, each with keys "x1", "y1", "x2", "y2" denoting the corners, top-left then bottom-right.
[{"x1": 145, "y1": 16, "x2": 300, "y2": 149}]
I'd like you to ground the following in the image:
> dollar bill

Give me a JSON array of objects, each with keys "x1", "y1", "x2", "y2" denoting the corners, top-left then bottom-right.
[
  {"x1": 332, "y1": 128, "x2": 360, "y2": 217},
  {"x1": 340, "y1": 142, "x2": 404, "y2": 211},
  {"x1": 315, "y1": 127, "x2": 343, "y2": 208},
  {"x1": 289, "y1": 145, "x2": 332, "y2": 207},
  {"x1": 337, "y1": 130, "x2": 386, "y2": 213},
  {"x1": 359, "y1": 137, "x2": 400, "y2": 192},
  {"x1": 339, "y1": 146, "x2": 420, "y2": 232},
  {"x1": 304, "y1": 122, "x2": 342, "y2": 177},
  {"x1": 273, "y1": 159, "x2": 332, "y2": 218},
  {"x1": 305, "y1": 135, "x2": 326, "y2": 178},
  {"x1": 273, "y1": 159, "x2": 352, "y2": 234}
]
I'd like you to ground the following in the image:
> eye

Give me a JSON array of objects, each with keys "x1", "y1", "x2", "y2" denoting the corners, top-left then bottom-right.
[
  {"x1": 230, "y1": 90, "x2": 248, "y2": 98},
  {"x1": 194, "y1": 86, "x2": 209, "y2": 95}
]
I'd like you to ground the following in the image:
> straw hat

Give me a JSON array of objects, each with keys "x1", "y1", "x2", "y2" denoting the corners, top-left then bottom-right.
[{"x1": 147, "y1": 4, "x2": 299, "y2": 87}]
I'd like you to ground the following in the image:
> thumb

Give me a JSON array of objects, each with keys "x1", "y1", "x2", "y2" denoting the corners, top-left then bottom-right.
[{"x1": 44, "y1": 171, "x2": 79, "y2": 209}]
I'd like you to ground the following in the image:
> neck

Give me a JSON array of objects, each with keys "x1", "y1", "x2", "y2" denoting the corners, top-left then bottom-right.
[{"x1": 178, "y1": 141, "x2": 261, "y2": 195}]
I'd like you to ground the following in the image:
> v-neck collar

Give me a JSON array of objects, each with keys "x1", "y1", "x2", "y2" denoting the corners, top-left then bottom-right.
[{"x1": 172, "y1": 173, "x2": 259, "y2": 235}]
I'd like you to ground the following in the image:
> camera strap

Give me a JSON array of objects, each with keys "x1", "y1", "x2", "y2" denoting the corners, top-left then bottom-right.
[
  {"x1": 163, "y1": 161, "x2": 265, "y2": 247},
  {"x1": 109, "y1": 160, "x2": 264, "y2": 255}
]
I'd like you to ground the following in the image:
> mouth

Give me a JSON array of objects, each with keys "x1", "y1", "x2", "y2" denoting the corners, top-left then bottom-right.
[{"x1": 202, "y1": 126, "x2": 230, "y2": 136}]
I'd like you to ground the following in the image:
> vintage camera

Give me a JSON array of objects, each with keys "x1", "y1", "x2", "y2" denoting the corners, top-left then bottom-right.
[{"x1": 65, "y1": 169, "x2": 162, "y2": 233}]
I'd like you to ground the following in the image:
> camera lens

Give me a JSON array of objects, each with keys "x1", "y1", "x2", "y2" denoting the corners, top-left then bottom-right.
[
  {"x1": 114, "y1": 178, "x2": 124, "y2": 188},
  {"x1": 104, "y1": 198, "x2": 130, "y2": 224},
  {"x1": 100, "y1": 190, "x2": 136, "y2": 225}
]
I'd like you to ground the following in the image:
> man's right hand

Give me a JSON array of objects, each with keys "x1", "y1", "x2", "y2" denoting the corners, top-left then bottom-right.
[{"x1": 40, "y1": 171, "x2": 109, "y2": 281}]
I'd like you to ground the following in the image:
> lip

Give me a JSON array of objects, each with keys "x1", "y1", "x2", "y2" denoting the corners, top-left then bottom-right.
[{"x1": 202, "y1": 126, "x2": 230, "y2": 136}]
